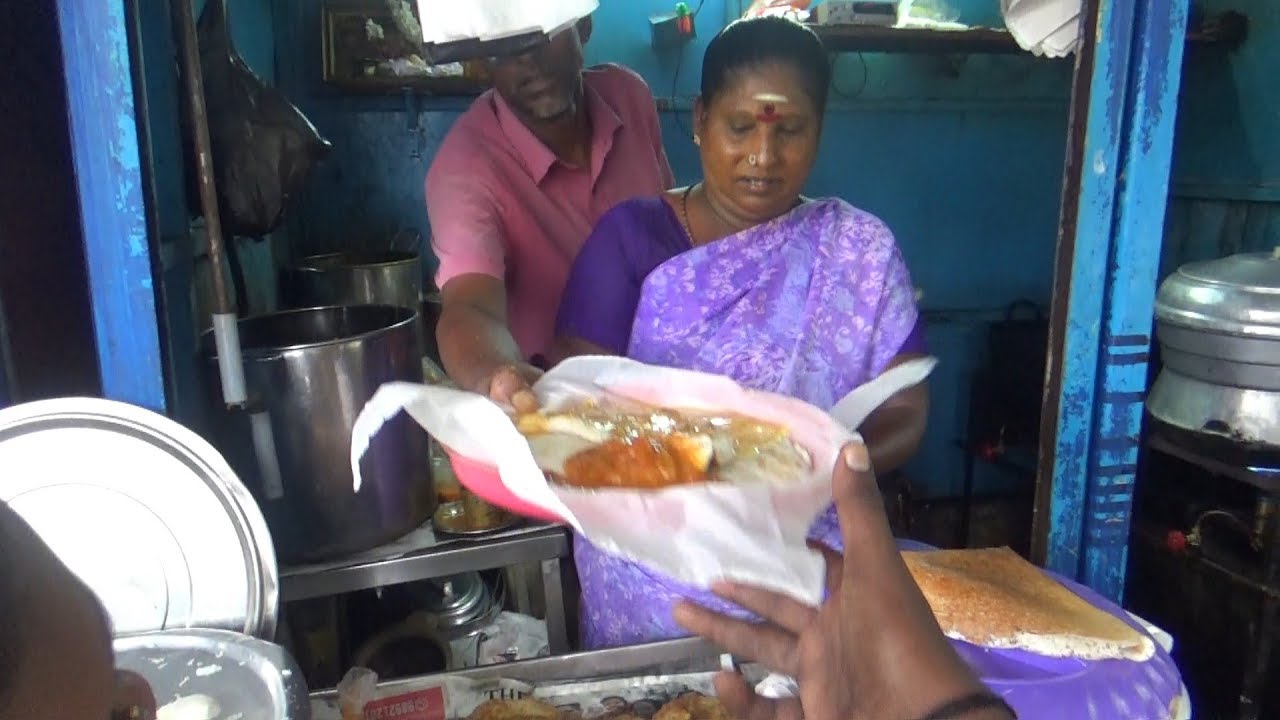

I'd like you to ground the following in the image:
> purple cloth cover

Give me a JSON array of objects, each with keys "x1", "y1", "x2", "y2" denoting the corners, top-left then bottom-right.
[{"x1": 558, "y1": 197, "x2": 922, "y2": 648}]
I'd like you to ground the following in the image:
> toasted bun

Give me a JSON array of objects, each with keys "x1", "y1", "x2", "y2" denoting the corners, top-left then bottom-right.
[{"x1": 653, "y1": 695, "x2": 730, "y2": 720}]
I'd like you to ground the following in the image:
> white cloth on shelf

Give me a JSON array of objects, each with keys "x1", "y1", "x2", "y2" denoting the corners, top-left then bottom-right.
[
  {"x1": 1001, "y1": 0, "x2": 1082, "y2": 58},
  {"x1": 415, "y1": 0, "x2": 599, "y2": 44}
]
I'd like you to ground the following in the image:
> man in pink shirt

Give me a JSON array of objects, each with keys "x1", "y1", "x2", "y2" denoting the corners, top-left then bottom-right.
[{"x1": 426, "y1": 14, "x2": 673, "y2": 406}]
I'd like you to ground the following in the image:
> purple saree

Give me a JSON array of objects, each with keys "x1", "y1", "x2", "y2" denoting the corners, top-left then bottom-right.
[{"x1": 556, "y1": 195, "x2": 922, "y2": 649}]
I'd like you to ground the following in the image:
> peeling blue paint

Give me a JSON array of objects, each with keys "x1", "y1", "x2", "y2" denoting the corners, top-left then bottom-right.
[
  {"x1": 1045, "y1": 0, "x2": 1188, "y2": 601},
  {"x1": 56, "y1": 0, "x2": 166, "y2": 413}
]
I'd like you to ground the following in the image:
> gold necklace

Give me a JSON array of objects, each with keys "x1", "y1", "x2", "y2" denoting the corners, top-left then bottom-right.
[{"x1": 679, "y1": 183, "x2": 697, "y2": 244}]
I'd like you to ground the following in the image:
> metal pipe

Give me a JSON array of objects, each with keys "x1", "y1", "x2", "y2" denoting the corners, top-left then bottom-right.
[{"x1": 172, "y1": 0, "x2": 246, "y2": 407}]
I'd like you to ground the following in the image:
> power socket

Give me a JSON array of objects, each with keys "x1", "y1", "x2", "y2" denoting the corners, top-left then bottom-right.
[{"x1": 650, "y1": 11, "x2": 696, "y2": 50}]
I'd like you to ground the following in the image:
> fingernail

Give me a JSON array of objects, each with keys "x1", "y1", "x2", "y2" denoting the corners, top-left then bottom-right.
[{"x1": 843, "y1": 443, "x2": 871, "y2": 472}]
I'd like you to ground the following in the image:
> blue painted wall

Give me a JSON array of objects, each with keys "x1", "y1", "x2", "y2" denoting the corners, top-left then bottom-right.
[
  {"x1": 1163, "y1": 1, "x2": 1280, "y2": 274},
  {"x1": 255, "y1": 0, "x2": 1073, "y2": 498}
]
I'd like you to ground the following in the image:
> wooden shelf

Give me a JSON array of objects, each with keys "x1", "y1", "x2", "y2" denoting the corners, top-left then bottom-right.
[{"x1": 808, "y1": 11, "x2": 1247, "y2": 56}]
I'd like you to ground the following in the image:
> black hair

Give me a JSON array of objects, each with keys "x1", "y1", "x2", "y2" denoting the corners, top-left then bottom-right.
[{"x1": 700, "y1": 16, "x2": 831, "y2": 114}]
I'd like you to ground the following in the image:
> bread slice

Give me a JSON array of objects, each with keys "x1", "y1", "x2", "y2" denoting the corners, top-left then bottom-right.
[{"x1": 902, "y1": 546, "x2": 1155, "y2": 662}]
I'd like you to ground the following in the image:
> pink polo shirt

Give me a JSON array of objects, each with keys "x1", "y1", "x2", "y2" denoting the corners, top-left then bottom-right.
[{"x1": 426, "y1": 63, "x2": 674, "y2": 360}]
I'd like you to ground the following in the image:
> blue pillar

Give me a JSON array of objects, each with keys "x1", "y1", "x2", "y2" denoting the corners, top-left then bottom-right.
[
  {"x1": 55, "y1": 0, "x2": 167, "y2": 413},
  {"x1": 1038, "y1": 0, "x2": 1189, "y2": 601}
]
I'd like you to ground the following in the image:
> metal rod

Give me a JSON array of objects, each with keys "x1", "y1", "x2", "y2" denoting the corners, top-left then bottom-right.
[
  {"x1": 172, "y1": 0, "x2": 231, "y2": 316},
  {"x1": 1032, "y1": 0, "x2": 1099, "y2": 568}
]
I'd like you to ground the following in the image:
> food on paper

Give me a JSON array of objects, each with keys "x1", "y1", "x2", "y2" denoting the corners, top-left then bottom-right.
[
  {"x1": 903, "y1": 547, "x2": 1156, "y2": 661},
  {"x1": 653, "y1": 694, "x2": 731, "y2": 720},
  {"x1": 515, "y1": 402, "x2": 810, "y2": 490},
  {"x1": 466, "y1": 698, "x2": 561, "y2": 720}
]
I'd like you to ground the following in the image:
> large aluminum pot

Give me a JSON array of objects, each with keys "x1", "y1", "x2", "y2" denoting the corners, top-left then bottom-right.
[
  {"x1": 204, "y1": 305, "x2": 435, "y2": 564},
  {"x1": 1148, "y1": 248, "x2": 1280, "y2": 447},
  {"x1": 283, "y1": 250, "x2": 440, "y2": 361}
]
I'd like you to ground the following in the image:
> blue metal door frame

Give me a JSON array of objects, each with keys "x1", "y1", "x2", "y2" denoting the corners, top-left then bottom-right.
[
  {"x1": 54, "y1": 0, "x2": 167, "y2": 413},
  {"x1": 1033, "y1": 0, "x2": 1189, "y2": 601}
]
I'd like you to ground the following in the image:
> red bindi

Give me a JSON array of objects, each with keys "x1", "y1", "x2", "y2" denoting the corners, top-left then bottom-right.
[{"x1": 757, "y1": 103, "x2": 778, "y2": 123}]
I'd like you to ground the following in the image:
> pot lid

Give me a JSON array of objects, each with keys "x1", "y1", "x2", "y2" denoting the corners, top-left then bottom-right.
[
  {"x1": 115, "y1": 629, "x2": 309, "y2": 720},
  {"x1": 0, "y1": 398, "x2": 278, "y2": 638},
  {"x1": 1155, "y1": 248, "x2": 1280, "y2": 338},
  {"x1": 424, "y1": 572, "x2": 490, "y2": 628}
]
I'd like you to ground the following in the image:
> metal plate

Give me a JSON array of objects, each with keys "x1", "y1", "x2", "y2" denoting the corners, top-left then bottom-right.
[
  {"x1": 0, "y1": 398, "x2": 278, "y2": 638},
  {"x1": 115, "y1": 629, "x2": 308, "y2": 720}
]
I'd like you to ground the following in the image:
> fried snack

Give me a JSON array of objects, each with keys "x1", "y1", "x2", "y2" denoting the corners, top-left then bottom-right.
[
  {"x1": 653, "y1": 695, "x2": 731, "y2": 720},
  {"x1": 517, "y1": 402, "x2": 810, "y2": 490},
  {"x1": 467, "y1": 698, "x2": 562, "y2": 720},
  {"x1": 557, "y1": 433, "x2": 714, "y2": 489},
  {"x1": 903, "y1": 547, "x2": 1155, "y2": 661}
]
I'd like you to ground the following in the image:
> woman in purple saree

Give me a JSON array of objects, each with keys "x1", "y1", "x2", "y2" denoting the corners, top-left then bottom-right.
[{"x1": 553, "y1": 17, "x2": 929, "y2": 649}]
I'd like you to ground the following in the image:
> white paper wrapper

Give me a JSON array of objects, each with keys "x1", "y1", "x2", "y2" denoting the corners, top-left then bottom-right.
[{"x1": 351, "y1": 356, "x2": 936, "y2": 606}]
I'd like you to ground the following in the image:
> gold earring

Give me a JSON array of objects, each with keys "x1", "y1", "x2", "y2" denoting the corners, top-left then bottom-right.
[{"x1": 693, "y1": 134, "x2": 701, "y2": 146}]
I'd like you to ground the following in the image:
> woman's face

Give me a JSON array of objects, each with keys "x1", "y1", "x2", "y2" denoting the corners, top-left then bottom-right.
[
  {"x1": 0, "y1": 505, "x2": 156, "y2": 720},
  {"x1": 695, "y1": 62, "x2": 821, "y2": 227}
]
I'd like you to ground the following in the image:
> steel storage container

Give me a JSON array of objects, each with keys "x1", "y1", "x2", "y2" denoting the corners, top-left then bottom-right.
[
  {"x1": 1148, "y1": 248, "x2": 1280, "y2": 448},
  {"x1": 205, "y1": 304, "x2": 434, "y2": 563},
  {"x1": 283, "y1": 250, "x2": 440, "y2": 361}
]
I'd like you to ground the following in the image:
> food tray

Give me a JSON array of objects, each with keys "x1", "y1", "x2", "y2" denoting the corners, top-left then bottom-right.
[{"x1": 310, "y1": 638, "x2": 754, "y2": 720}]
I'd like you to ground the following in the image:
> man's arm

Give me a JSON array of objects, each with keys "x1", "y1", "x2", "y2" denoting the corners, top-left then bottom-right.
[
  {"x1": 437, "y1": 274, "x2": 537, "y2": 396},
  {"x1": 426, "y1": 153, "x2": 540, "y2": 406}
]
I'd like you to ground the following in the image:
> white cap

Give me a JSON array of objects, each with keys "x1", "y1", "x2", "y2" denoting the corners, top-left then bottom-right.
[{"x1": 415, "y1": 0, "x2": 599, "y2": 44}]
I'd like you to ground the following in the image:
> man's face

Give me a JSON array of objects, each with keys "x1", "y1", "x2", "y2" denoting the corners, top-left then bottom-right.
[{"x1": 487, "y1": 18, "x2": 590, "y2": 123}]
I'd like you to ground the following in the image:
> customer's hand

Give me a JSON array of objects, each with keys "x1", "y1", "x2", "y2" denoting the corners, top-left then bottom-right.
[
  {"x1": 478, "y1": 363, "x2": 542, "y2": 414},
  {"x1": 674, "y1": 442, "x2": 997, "y2": 720}
]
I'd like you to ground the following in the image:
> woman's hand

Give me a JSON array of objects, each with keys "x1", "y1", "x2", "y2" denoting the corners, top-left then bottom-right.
[{"x1": 673, "y1": 443, "x2": 997, "y2": 720}]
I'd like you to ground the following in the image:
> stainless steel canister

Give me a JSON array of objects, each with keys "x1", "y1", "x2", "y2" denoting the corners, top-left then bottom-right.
[
  {"x1": 205, "y1": 305, "x2": 434, "y2": 564},
  {"x1": 283, "y1": 250, "x2": 439, "y2": 360}
]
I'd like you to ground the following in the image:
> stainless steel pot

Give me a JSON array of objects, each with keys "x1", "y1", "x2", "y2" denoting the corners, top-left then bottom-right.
[
  {"x1": 283, "y1": 250, "x2": 441, "y2": 361},
  {"x1": 1148, "y1": 248, "x2": 1280, "y2": 447},
  {"x1": 205, "y1": 305, "x2": 435, "y2": 563}
]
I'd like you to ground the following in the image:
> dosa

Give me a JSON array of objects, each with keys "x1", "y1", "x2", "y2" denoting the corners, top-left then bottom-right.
[{"x1": 903, "y1": 547, "x2": 1155, "y2": 662}]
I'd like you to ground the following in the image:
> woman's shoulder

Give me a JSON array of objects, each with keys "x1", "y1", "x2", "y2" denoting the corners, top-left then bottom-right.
[
  {"x1": 588, "y1": 196, "x2": 679, "y2": 240},
  {"x1": 799, "y1": 197, "x2": 896, "y2": 250},
  {"x1": 580, "y1": 196, "x2": 685, "y2": 261}
]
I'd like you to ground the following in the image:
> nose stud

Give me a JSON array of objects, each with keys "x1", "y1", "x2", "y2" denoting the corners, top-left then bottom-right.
[{"x1": 748, "y1": 154, "x2": 758, "y2": 166}]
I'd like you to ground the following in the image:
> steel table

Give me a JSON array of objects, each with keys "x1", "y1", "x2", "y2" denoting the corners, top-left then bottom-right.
[{"x1": 280, "y1": 523, "x2": 574, "y2": 654}]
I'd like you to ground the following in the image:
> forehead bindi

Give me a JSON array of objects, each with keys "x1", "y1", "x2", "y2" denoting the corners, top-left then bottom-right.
[{"x1": 754, "y1": 93, "x2": 789, "y2": 122}]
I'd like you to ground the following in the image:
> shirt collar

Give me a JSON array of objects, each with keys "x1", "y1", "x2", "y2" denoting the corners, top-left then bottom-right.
[{"x1": 493, "y1": 77, "x2": 624, "y2": 186}]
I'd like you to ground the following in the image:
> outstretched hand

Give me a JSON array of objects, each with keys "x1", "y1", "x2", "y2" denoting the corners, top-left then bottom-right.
[{"x1": 674, "y1": 443, "x2": 997, "y2": 720}]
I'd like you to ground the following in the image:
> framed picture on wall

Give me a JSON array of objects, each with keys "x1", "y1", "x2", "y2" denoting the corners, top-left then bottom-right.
[{"x1": 321, "y1": 0, "x2": 490, "y2": 95}]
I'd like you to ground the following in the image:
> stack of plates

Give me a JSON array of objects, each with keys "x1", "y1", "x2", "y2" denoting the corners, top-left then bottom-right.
[
  {"x1": 1001, "y1": 0, "x2": 1082, "y2": 58},
  {"x1": 0, "y1": 398, "x2": 279, "y2": 638}
]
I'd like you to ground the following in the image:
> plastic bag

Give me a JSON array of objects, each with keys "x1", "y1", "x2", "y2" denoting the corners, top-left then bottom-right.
[
  {"x1": 185, "y1": 0, "x2": 331, "y2": 237},
  {"x1": 351, "y1": 356, "x2": 936, "y2": 606},
  {"x1": 336, "y1": 667, "x2": 378, "y2": 720},
  {"x1": 743, "y1": 0, "x2": 811, "y2": 19}
]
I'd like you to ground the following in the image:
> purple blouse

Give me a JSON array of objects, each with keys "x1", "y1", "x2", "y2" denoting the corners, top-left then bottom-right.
[
  {"x1": 554, "y1": 194, "x2": 929, "y2": 650},
  {"x1": 556, "y1": 196, "x2": 925, "y2": 357}
]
